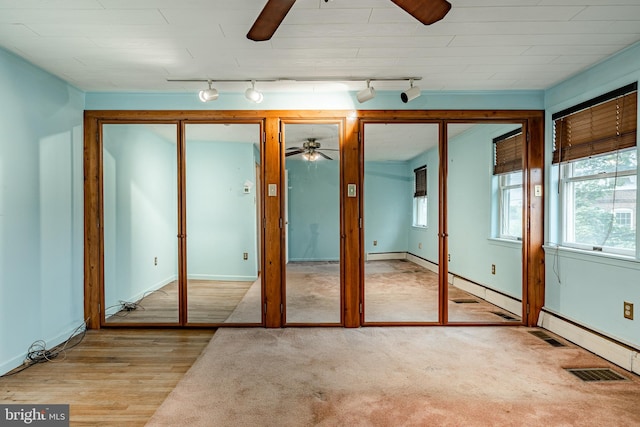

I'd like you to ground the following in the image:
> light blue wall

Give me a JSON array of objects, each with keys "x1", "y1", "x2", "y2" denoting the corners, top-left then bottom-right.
[
  {"x1": 544, "y1": 42, "x2": 640, "y2": 348},
  {"x1": 85, "y1": 90, "x2": 544, "y2": 111},
  {"x1": 0, "y1": 48, "x2": 84, "y2": 374},
  {"x1": 446, "y1": 125, "x2": 523, "y2": 299},
  {"x1": 287, "y1": 159, "x2": 340, "y2": 261},
  {"x1": 364, "y1": 161, "x2": 412, "y2": 254},
  {"x1": 102, "y1": 125, "x2": 178, "y2": 313},
  {"x1": 186, "y1": 140, "x2": 258, "y2": 280}
]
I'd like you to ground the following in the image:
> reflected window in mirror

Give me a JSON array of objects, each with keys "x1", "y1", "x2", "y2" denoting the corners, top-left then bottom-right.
[
  {"x1": 413, "y1": 165, "x2": 428, "y2": 228},
  {"x1": 493, "y1": 128, "x2": 523, "y2": 241}
]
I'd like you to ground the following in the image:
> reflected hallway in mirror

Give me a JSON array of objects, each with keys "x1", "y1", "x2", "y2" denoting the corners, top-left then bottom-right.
[
  {"x1": 185, "y1": 123, "x2": 263, "y2": 324},
  {"x1": 283, "y1": 123, "x2": 342, "y2": 324}
]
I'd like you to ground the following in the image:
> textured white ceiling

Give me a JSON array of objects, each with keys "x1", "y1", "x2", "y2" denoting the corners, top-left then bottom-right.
[{"x1": 1, "y1": 0, "x2": 639, "y2": 93}]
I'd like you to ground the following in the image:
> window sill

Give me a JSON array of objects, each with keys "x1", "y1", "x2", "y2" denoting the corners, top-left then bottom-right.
[
  {"x1": 543, "y1": 244, "x2": 640, "y2": 269},
  {"x1": 488, "y1": 237, "x2": 522, "y2": 248},
  {"x1": 411, "y1": 225, "x2": 428, "y2": 230}
]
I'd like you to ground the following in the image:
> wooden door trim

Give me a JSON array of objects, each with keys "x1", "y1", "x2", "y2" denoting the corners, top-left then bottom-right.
[{"x1": 84, "y1": 109, "x2": 544, "y2": 329}]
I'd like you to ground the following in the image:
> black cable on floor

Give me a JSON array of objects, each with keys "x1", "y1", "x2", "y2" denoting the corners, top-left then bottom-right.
[{"x1": 0, "y1": 318, "x2": 88, "y2": 378}]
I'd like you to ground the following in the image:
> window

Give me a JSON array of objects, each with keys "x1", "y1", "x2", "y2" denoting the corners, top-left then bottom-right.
[
  {"x1": 561, "y1": 150, "x2": 637, "y2": 253},
  {"x1": 553, "y1": 84, "x2": 637, "y2": 255},
  {"x1": 499, "y1": 172, "x2": 523, "y2": 239},
  {"x1": 413, "y1": 165, "x2": 427, "y2": 227},
  {"x1": 615, "y1": 209, "x2": 633, "y2": 229},
  {"x1": 493, "y1": 128, "x2": 523, "y2": 240}
]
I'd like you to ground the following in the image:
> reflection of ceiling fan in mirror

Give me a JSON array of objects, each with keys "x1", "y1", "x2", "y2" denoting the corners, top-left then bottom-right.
[
  {"x1": 247, "y1": 0, "x2": 452, "y2": 41},
  {"x1": 286, "y1": 138, "x2": 338, "y2": 161}
]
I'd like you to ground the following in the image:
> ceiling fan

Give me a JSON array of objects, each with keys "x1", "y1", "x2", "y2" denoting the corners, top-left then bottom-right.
[
  {"x1": 286, "y1": 138, "x2": 338, "y2": 161},
  {"x1": 247, "y1": 0, "x2": 452, "y2": 41}
]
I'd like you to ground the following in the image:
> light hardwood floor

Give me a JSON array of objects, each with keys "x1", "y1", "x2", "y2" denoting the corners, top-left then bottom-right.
[
  {"x1": 106, "y1": 280, "x2": 254, "y2": 324},
  {"x1": 0, "y1": 329, "x2": 215, "y2": 426}
]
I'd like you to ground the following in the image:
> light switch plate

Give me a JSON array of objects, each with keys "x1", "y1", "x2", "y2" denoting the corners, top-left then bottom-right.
[
  {"x1": 534, "y1": 185, "x2": 542, "y2": 197},
  {"x1": 268, "y1": 184, "x2": 277, "y2": 197},
  {"x1": 347, "y1": 183, "x2": 357, "y2": 197}
]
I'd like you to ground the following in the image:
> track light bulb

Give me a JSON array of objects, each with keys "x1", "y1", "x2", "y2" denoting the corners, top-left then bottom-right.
[
  {"x1": 356, "y1": 80, "x2": 376, "y2": 103},
  {"x1": 401, "y1": 79, "x2": 421, "y2": 103},
  {"x1": 198, "y1": 80, "x2": 219, "y2": 102},
  {"x1": 245, "y1": 80, "x2": 264, "y2": 103}
]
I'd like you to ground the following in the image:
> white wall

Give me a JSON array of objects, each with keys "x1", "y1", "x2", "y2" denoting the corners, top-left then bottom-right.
[{"x1": 0, "y1": 48, "x2": 84, "y2": 374}]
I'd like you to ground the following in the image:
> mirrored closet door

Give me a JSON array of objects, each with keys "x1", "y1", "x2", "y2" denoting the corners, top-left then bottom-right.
[
  {"x1": 103, "y1": 123, "x2": 179, "y2": 324},
  {"x1": 362, "y1": 123, "x2": 440, "y2": 323},
  {"x1": 283, "y1": 122, "x2": 342, "y2": 324},
  {"x1": 185, "y1": 123, "x2": 262, "y2": 324},
  {"x1": 446, "y1": 123, "x2": 524, "y2": 324},
  {"x1": 101, "y1": 122, "x2": 263, "y2": 326}
]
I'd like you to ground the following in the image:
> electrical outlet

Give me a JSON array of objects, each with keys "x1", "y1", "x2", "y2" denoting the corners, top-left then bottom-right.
[
  {"x1": 624, "y1": 302, "x2": 634, "y2": 320},
  {"x1": 491, "y1": 264, "x2": 496, "y2": 275},
  {"x1": 373, "y1": 240, "x2": 377, "y2": 246},
  {"x1": 448, "y1": 254, "x2": 451, "y2": 262},
  {"x1": 418, "y1": 242, "x2": 422, "y2": 249},
  {"x1": 243, "y1": 252, "x2": 249, "y2": 260},
  {"x1": 154, "y1": 256, "x2": 158, "y2": 266}
]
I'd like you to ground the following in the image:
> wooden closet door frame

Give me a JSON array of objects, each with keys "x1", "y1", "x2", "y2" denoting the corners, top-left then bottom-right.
[{"x1": 84, "y1": 109, "x2": 543, "y2": 329}]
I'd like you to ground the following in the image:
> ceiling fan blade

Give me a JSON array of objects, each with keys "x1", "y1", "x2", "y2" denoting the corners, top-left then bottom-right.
[
  {"x1": 286, "y1": 146, "x2": 303, "y2": 151},
  {"x1": 285, "y1": 149, "x2": 305, "y2": 157},
  {"x1": 317, "y1": 151, "x2": 333, "y2": 160},
  {"x1": 247, "y1": 0, "x2": 296, "y2": 41},
  {"x1": 390, "y1": 0, "x2": 451, "y2": 25}
]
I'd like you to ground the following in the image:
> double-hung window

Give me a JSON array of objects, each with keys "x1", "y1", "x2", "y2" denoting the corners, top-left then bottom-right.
[
  {"x1": 553, "y1": 84, "x2": 638, "y2": 256},
  {"x1": 494, "y1": 129, "x2": 523, "y2": 240},
  {"x1": 413, "y1": 165, "x2": 427, "y2": 227}
]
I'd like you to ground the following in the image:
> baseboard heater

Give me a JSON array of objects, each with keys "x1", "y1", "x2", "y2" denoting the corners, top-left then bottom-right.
[{"x1": 538, "y1": 309, "x2": 640, "y2": 375}]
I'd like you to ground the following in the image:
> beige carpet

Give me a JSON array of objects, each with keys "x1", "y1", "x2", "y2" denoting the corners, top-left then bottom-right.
[
  {"x1": 146, "y1": 327, "x2": 640, "y2": 427},
  {"x1": 286, "y1": 261, "x2": 341, "y2": 324}
]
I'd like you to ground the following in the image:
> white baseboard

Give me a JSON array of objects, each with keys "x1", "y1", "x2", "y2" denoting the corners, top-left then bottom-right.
[
  {"x1": 187, "y1": 274, "x2": 259, "y2": 281},
  {"x1": 366, "y1": 252, "x2": 407, "y2": 262},
  {"x1": 538, "y1": 310, "x2": 639, "y2": 375},
  {"x1": 451, "y1": 276, "x2": 522, "y2": 316},
  {"x1": 485, "y1": 288, "x2": 522, "y2": 315},
  {"x1": 405, "y1": 253, "x2": 438, "y2": 274}
]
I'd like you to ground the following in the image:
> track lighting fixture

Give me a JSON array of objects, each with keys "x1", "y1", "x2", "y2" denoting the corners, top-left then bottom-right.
[
  {"x1": 356, "y1": 80, "x2": 376, "y2": 103},
  {"x1": 198, "y1": 80, "x2": 219, "y2": 102},
  {"x1": 245, "y1": 80, "x2": 264, "y2": 103},
  {"x1": 401, "y1": 79, "x2": 421, "y2": 103},
  {"x1": 170, "y1": 77, "x2": 422, "y2": 103}
]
